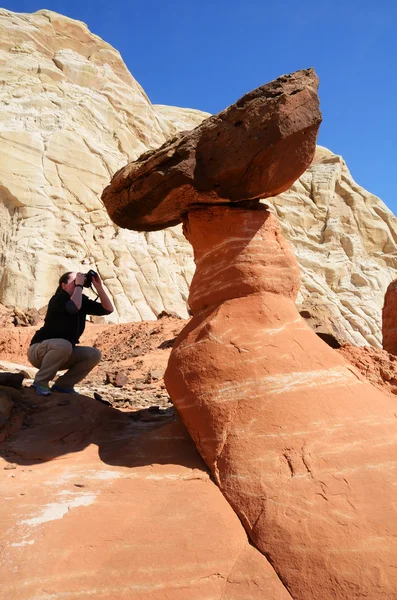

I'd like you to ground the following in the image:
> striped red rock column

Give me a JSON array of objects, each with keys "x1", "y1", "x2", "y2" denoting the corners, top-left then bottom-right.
[
  {"x1": 165, "y1": 204, "x2": 397, "y2": 600},
  {"x1": 382, "y1": 278, "x2": 397, "y2": 354}
]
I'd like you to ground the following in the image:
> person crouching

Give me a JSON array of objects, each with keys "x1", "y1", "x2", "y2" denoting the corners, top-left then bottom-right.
[{"x1": 28, "y1": 271, "x2": 114, "y2": 396}]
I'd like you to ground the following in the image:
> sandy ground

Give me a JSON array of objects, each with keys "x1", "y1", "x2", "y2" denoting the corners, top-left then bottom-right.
[
  {"x1": 0, "y1": 308, "x2": 187, "y2": 411},
  {"x1": 2, "y1": 303, "x2": 397, "y2": 408}
]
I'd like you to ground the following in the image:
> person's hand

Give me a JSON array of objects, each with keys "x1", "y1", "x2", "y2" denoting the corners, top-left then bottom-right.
[
  {"x1": 92, "y1": 272, "x2": 103, "y2": 290},
  {"x1": 75, "y1": 272, "x2": 85, "y2": 287}
]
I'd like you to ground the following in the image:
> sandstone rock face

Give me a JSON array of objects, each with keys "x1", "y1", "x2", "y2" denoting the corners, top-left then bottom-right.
[
  {"x1": 338, "y1": 343, "x2": 397, "y2": 396},
  {"x1": 0, "y1": 9, "x2": 206, "y2": 321},
  {"x1": 268, "y1": 146, "x2": 397, "y2": 347},
  {"x1": 382, "y1": 279, "x2": 397, "y2": 354},
  {"x1": 165, "y1": 206, "x2": 397, "y2": 599},
  {"x1": 102, "y1": 69, "x2": 321, "y2": 231},
  {"x1": 0, "y1": 389, "x2": 291, "y2": 600},
  {"x1": 154, "y1": 104, "x2": 211, "y2": 131}
]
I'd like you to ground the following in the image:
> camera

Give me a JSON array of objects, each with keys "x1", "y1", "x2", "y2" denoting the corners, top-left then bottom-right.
[{"x1": 83, "y1": 269, "x2": 98, "y2": 288}]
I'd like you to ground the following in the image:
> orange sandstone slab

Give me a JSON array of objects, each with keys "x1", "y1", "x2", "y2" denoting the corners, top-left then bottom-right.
[
  {"x1": 0, "y1": 390, "x2": 290, "y2": 600},
  {"x1": 165, "y1": 206, "x2": 397, "y2": 600},
  {"x1": 102, "y1": 69, "x2": 321, "y2": 231}
]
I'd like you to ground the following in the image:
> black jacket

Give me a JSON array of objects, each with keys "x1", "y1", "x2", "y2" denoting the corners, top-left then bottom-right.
[{"x1": 30, "y1": 291, "x2": 112, "y2": 347}]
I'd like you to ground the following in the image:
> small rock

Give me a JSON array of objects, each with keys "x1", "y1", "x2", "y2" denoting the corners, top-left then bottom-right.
[
  {"x1": 134, "y1": 383, "x2": 146, "y2": 391},
  {"x1": 380, "y1": 369, "x2": 392, "y2": 382},
  {"x1": 93, "y1": 392, "x2": 112, "y2": 407},
  {"x1": 157, "y1": 310, "x2": 181, "y2": 319},
  {"x1": 0, "y1": 372, "x2": 25, "y2": 389},
  {"x1": 105, "y1": 370, "x2": 129, "y2": 388},
  {"x1": 150, "y1": 368, "x2": 165, "y2": 380},
  {"x1": 25, "y1": 308, "x2": 42, "y2": 326}
]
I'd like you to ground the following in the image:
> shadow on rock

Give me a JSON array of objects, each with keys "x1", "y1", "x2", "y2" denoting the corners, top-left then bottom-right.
[{"x1": 0, "y1": 386, "x2": 204, "y2": 471}]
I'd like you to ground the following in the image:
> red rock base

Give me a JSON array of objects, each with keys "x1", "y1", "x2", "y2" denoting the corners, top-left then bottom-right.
[{"x1": 165, "y1": 205, "x2": 397, "y2": 600}]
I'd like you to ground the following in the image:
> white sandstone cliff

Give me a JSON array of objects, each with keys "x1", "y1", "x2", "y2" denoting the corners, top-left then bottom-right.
[
  {"x1": 267, "y1": 147, "x2": 397, "y2": 346},
  {"x1": 0, "y1": 8, "x2": 209, "y2": 321}
]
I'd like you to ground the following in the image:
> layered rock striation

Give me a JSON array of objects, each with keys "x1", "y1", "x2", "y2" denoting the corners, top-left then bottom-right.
[
  {"x1": 165, "y1": 206, "x2": 397, "y2": 599},
  {"x1": 270, "y1": 146, "x2": 397, "y2": 347},
  {"x1": 0, "y1": 389, "x2": 291, "y2": 600},
  {"x1": 382, "y1": 278, "x2": 397, "y2": 353},
  {"x1": 0, "y1": 9, "x2": 209, "y2": 321}
]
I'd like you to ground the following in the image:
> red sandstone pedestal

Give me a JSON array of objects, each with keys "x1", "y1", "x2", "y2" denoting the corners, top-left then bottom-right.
[{"x1": 165, "y1": 205, "x2": 397, "y2": 600}]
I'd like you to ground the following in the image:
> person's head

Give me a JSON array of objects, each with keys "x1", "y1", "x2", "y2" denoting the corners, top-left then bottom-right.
[{"x1": 56, "y1": 272, "x2": 77, "y2": 296}]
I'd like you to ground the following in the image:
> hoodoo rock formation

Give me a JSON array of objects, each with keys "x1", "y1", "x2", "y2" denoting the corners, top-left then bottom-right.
[
  {"x1": 2, "y1": 8, "x2": 397, "y2": 599},
  {"x1": 102, "y1": 68, "x2": 322, "y2": 230},
  {"x1": 104, "y1": 69, "x2": 397, "y2": 598},
  {"x1": 165, "y1": 207, "x2": 397, "y2": 599}
]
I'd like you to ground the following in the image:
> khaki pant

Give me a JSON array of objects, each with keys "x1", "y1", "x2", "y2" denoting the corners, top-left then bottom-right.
[{"x1": 28, "y1": 338, "x2": 101, "y2": 388}]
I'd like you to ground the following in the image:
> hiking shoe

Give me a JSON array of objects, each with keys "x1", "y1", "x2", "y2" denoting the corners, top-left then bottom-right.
[
  {"x1": 32, "y1": 383, "x2": 51, "y2": 396},
  {"x1": 52, "y1": 385, "x2": 78, "y2": 395}
]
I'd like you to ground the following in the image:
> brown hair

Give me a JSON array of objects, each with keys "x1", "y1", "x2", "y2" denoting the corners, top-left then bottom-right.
[{"x1": 55, "y1": 272, "x2": 73, "y2": 294}]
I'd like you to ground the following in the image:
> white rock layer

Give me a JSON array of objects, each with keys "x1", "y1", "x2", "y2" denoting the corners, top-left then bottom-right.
[
  {"x1": 0, "y1": 8, "x2": 209, "y2": 321},
  {"x1": 267, "y1": 147, "x2": 397, "y2": 346}
]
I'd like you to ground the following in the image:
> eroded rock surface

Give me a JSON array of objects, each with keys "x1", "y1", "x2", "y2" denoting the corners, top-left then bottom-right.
[
  {"x1": 0, "y1": 9, "x2": 207, "y2": 321},
  {"x1": 0, "y1": 389, "x2": 290, "y2": 600},
  {"x1": 268, "y1": 146, "x2": 397, "y2": 347},
  {"x1": 165, "y1": 206, "x2": 397, "y2": 599},
  {"x1": 382, "y1": 278, "x2": 397, "y2": 354},
  {"x1": 338, "y1": 343, "x2": 397, "y2": 396},
  {"x1": 102, "y1": 68, "x2": 321, "y2": 230}
]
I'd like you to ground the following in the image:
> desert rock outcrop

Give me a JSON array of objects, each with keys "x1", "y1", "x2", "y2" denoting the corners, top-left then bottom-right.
[
  {"x1": 382, "y1": 278, "x2": 397, "y2": 354},
  {"x1": 104, "y1": 67, "x2": 397, "y2": 596},
  {"x1": 0, "y1": 8, "x2": 208, "y2": 321},
  {"x1": 165, "y1": 206, "x2": 397, "y2": 599},
  {"x1": 2, "y1": 296, "x2": 397, "y2": 598},
  {"x1": 269, "y1": 146, "x2": 397, "y2": 347}
]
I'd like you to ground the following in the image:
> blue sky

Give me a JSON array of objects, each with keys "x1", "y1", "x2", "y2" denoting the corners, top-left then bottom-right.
[{"x1": 3, "y1": 0, "x2": 397, "y2": 212}]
